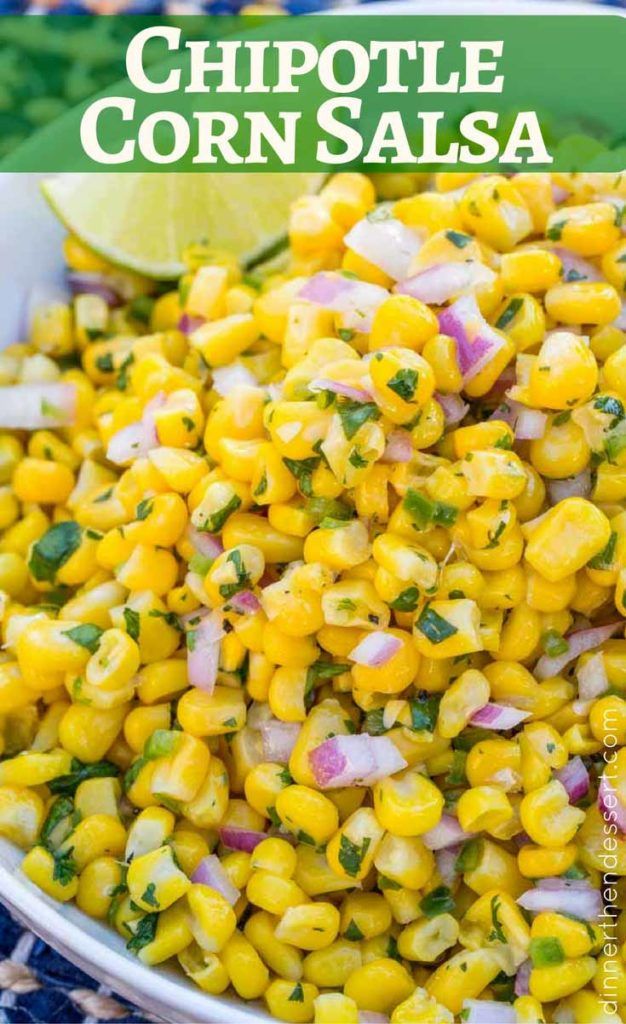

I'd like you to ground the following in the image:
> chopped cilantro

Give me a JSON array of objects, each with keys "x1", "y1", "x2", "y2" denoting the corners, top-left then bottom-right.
[
  {"x1": 495, "y1": 297, "x2": 523, "y2": 331},
  {"x1": 282, "y1": 456, "x2": 320, "y2": 497},
  {"x1": 51, "y1": 848, "x2": 78, "y2": 886},
  {"x1": 49, "y1": 758, "x2": 119, "y2": 797},
  {"x1": 455, "y1": 838, "x2": 483, "y2": 873},
  {"x1": 387, "y1": 368, "x2": 418, "y2": 402},
  {"x1": 389, "y1": 587, "x2": 420, "y2": 612},
  {"x1": 123, "y1": 607, "x2": 141, "y2": 641},
  {"x1": 288, "y1": 983, "x2": 304, "y2": 1003},
  {"x1": 415, "y1": 605, "x2": 458, "y2": 644},
  {"x1": 338, "y1": 401, "x2": 380, "y2": 441},
  {"x1": 445, "y1": 230, "x2": 472, "y2": 249},
  {"x1": 95, "y1": 352, "x2": 115, "y2": 373},
  {"x1": 338, "y1": 834, "x2": 371, "y2": 877},
  {"x1": 338, "y1": 328, "x2": 354, "y2": 342},
  {"x1": 546, "y1": 220, "x2": 566, "y2": 241},
  {"x1": 202, "y1": 494, "x2": 241, "y2": 533},
  {"x1": 403, "y1": 489, "x2": 457, "y2": 530},
  {"x1": 62, "y1": 624, "x2": 103, "y2": 654},
  {"x1": 253, "y1": 471, "x2": 268, "y2": 498},
  {"x1": 588, "y1": 531, "x2": 617, "y2": 570},
  {"x1": 488, "y1": 894, "x2": 507, "y2": 943},
  {"x1": 141, "y1": 883, "x2": 159, "y2": 908},
  {"x1": 552, "y1": 410, "x2": 572, "y2": 426},
  {"x1": 409, "y1": 693, "x2": 440, "y2": 732},
  {"x1": 28, "y1": 521, "x2": 82, "y2": 583},
  {"x1": 126, "y1": 913, "x2": 158, "y2": 954},
  {"x1": 40, "y1": 796, "x2": 74, "y2": 849},
  {"x1": 135, "y1": 498, "x2": 154, "y2": 521},
  {"x1": 420, "y1": 885, "x2": 455, "y2": 918},
  {"x1": 219, "y1": 549, "x2": 250, "y2": 599},
  {"x1": 348, "y1": 449, "x2": 368, "y2": 469}
]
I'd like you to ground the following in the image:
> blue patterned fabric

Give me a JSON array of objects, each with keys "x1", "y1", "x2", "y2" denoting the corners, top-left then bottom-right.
[{"x1": 0, "y1": 905, "x2": 151, "y2": 1023}]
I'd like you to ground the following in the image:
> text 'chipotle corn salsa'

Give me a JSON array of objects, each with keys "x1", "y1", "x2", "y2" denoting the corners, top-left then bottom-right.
[{"x1": 0, "y1": 170, "x2": 626, "y2": 1024}]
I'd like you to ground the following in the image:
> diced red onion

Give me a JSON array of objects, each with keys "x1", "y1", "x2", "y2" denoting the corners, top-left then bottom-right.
[
  {"x1": 613, "y1": 300, "x2": 626, "y2": 332},
  {"x1": 228, "y1": 590, "x2": 261, "y2": 615},
  {"x1": 397, "y1": 260, "x2": 495, "y2": 307},
  {"x1": 515, "y1": 959, "x2": 531, "y2": 998},
  {"x1": 308, "y1": 378, "x2": 373, "y2": 403},
  {"x1": 554, "y1": 756, "x2": 589, "y2": 804},
  {"x1": 512, "y1": 831, "x2": 532, "y2": 849},
  {"x1": 0, "y1": 382, "x2": 77, "y2": 430},
  {"x1": 485, "y1": 366, "x2": 517, "y2": 401},
  {"x1": 380, "y1": 431, "x2": 413, "y2": 464},
  {"x1": 349, "y1": 631, "x2": 402, "y2": 667},
  {"x1": 106, "y1": 391, "x2": 165, "y2": 466},
  {"x1": 435, "y1": 845, "x2": 461, "y2": 888},
  {"x1": 358, "y1": 1014, "x2": 389, "y2": 1024},
  {"x1": 534, "y1": 621, "x2": 622, "y2": 680},
  {"x1": 551, "y1": 184, "x2": 570, "y2": 204},
  {"x1": 309, "y1": 734, "x2": 407, "y2": 789},
  {"x1": 187, "y1": 609, "x2": 224, "y2": 695},
  {"x1": 470, "y1": 703, "x2": 530, "y2": 730},
  {"x1": 598, "y1": 773, "x2": 626, "y2": 835},
  {"x1": 187, "y1": 526, "x2": 223, "y2": 561},
  {"x1": 517, "y1": 878, "x2": 602, "y2": 919},
  {"x1": 436, "y1": 391, "x2": 469, "y2": 426},
  {"x1": 344, "y1": 215, "x2": 423, "y2": 281},
  {"x1": 577, "y1": 651, "x2": 609, "y2": 702},
  {"x1": 212, "y1": 363, "x2": 258, "y2": 396},
  {"x1": 515, "y1": 408, "x2": 547, "y2": 440},
  {"x1": 218, "y1": 826, "x2": 266, "y2": 852},
  {"x1": 298, "y1": 273, "x2": 388, "y2": 332},
  {"x1": 438, "y1": 294, "x2": 507, "y2": 384},
  {"x1": 489, "y1": 399, "x2": 521, "y2": 428},
  {"x1": 66, "y1": 271, "x2": 121, "y2": 306},
  {"x1": 422, "y1": 814, "x2": 474, "y2": 851},
  {"x1": 178, "y1": 313, "x2": 205, "y2": 335},
  {"x1": 553, "y1": 247, "x2": 602, "y2": 284},
  {"x1": 191, "y1": 854, "x2": 240, "y2": 905},
  {"x1": 260, "y1": 720, "x2": 301, "y2": 763},
  {"x1": 462, "y1": 1001, "x2": 516, "y2": 1024},
  {"x1": 547, "y1": 470, "x2": 591, "y2": 505}
]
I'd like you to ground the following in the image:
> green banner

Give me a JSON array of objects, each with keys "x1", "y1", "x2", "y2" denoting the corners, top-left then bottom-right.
[{"x1": 0, "y1": 13, "x2": 625, "y2": 172}]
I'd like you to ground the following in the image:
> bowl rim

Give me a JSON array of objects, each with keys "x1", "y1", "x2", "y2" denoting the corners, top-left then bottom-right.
[{"x1": 0, "y1": 849, "x2": 263, "y2": 1024}]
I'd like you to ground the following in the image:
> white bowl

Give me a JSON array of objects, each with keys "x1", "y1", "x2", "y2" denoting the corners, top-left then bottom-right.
[{"x1": 0, "y1": 1, "x2": 613, "y2": 1019}]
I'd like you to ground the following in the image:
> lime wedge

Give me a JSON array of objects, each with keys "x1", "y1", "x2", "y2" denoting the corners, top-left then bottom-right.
[{"x1": 41, "y1": 172, "x2": 325, "y2": 279}]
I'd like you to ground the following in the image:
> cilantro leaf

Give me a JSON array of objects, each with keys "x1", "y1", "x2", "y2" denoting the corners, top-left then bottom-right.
[
  {"x1": 62, "y1": 623, "x2": 103, "y2": 655},
  {"x1": 415, "y1": 605, "x2": 458, "y2": 644},
  {"x1": 338, "y1": 401, "x2": 380, "y2": 441},
  {"x1": 386, "y1": 368, "x2": 418, "y2": 402},
  {"x1": 28, "y1": 521, "x2": 82, "y2": 583}
]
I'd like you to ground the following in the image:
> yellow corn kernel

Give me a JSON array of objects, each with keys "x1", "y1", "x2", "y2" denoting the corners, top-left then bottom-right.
[
  {"x1": 275, "y1": 902, "x2": 340, "y2": 951},
  {"x1": 525, "y1": 497, "x2": 611, "y2": 582},
  {"x1": 22, "y1": 844, "x2": 79, "y2": 902},
  {"x1": 265, "y1": 979, "x2": 318, "y2": 1024},
  {"x1": 520, "y1": 779, "x2": 586, "y2": 848},
  {"x1": 373, "y1": 768, "x2": 443, "y2": 837},
  {"x1": 186, "y1": 883, "x2": 237, "y2": 952},
  {"x1": 530, "y1": 956, "x2": 596, "y2": 1002},
  {"x1": 343, "y1": 958, "x2": 414, "y2": 1015},
  {"x1": 76, "y1": 856, "x2": 124, "y2": 919},
  {"x1": 275, "y1": 785, "x2": 339, "y2": 847},
  {"x1": 398, "y1": 914, "x2": 459, "y2": 963}
]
